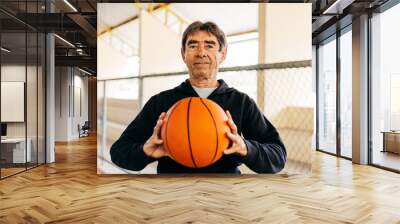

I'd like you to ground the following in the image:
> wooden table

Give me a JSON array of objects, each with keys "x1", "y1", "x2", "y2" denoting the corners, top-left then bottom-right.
[{"x1": 381, "y1": 131, "x2": 400, "y2": 154}]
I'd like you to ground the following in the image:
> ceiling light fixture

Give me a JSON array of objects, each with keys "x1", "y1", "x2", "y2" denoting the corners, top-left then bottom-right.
[
  {"x1": 1, "y1": 47, "x2": 11, "y2": 53},
  {"x1": 78, "y1": 67, "x2": 92, "y2": 76},
  {"x1": 63, "y1": 0, "x2": 78, "y2": 12},
  {"x1": 322, "y1": 0, "x2": 354, "y2": 15},
  {"x1": 76, "y1": 48, "x2": 85, "y2": 55},
  {"x1": 54, "y1": 34, "x2": 75, "y2": 48}
]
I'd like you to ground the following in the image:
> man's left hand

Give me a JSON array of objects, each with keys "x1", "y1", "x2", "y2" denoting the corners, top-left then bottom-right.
[{"x1": 224, "y1": 110, "x2": 247, "y2": 157}]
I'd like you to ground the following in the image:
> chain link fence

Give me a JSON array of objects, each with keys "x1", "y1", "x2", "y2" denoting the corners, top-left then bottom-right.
[{"x1": 98, "y1": 62, "x2": 314, "y2": 174}]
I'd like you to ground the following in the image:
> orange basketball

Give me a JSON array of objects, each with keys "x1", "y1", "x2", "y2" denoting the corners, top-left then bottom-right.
[{"x1": 160, "y1": 97, "x2": 231, "y2": 168}]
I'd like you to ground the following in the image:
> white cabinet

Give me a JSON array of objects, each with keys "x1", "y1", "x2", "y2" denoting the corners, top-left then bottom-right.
[{"x1": 1, "y1": 138, "x2": 32, "y2": 163}]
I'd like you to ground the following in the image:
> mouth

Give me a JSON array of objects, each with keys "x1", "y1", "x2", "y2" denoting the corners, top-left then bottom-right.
[{"x1": 193, "y1": 62, "x2": 210, "y2": 66}]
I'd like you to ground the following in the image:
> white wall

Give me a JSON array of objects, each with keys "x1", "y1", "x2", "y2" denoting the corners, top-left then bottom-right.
[
  {"x1": 139, "y1": 10, "x2": 185, "y2": 76},
  {"x1": 72, "y1": 74, "x2": 89, "y2": 138},
  {"x1": 262, "y1": 3, "x2": 312, "y2": 64},
  {"x1": 81, "y1": 76, "x2": 89, "y2": 124},
  {"x1": 55, "y1": 67, "x2": 71, "y2": 141},
  {"x1": 1, "y1": 65, "x2": 26, "y2": 81},
  {"x1": 97, "y1": 34, "x2": 139, "y2": 80},
  {"x1": 55, "y1": 67, "x2": 89, "y2": 141}
]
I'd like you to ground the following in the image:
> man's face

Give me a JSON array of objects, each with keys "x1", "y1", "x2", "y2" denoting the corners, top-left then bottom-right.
[{"x1": 182, "y1": 31, "x2": 226, "y2": 81}]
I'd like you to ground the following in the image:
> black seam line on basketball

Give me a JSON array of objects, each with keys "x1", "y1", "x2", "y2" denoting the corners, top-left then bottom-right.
[
  {"x1": 187, "y1": 97, "x2": 197, "y2": 168},
  {"x1": 200, "y1": 98, "x2": 219, "y2": 164},
  {"x1": 165, "y1": 101, "x2": 182, "y2": 163}
]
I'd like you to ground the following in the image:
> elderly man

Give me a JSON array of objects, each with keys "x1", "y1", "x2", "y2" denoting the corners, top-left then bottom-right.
[{"x1": 110, "y1": 21, "x2": 286, "y2": 174}]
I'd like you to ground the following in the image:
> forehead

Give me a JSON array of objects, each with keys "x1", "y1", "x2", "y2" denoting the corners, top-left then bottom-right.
[{"x1": 186, "y1": 31, "x2": 219, "y2": 44}]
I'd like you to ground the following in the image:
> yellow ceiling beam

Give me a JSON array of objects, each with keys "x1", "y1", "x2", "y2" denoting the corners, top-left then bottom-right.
[{"x1": 98, "y1": 3, "x2": 170, "y2": 37}]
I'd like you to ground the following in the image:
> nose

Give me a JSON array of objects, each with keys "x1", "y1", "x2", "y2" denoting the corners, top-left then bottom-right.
[{"x1": 196, "y1": 45, "x2": 207, "y2": 57}]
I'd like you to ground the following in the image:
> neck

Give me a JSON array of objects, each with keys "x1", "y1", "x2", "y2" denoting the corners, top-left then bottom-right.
[{"x1": 189, "y1": 77, "x2": 219, "y2": 88}]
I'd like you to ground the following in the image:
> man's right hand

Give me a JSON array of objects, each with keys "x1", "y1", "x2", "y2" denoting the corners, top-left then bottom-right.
[{"x1": 143, "y1": 112, "x2": 169, "y2": 159}]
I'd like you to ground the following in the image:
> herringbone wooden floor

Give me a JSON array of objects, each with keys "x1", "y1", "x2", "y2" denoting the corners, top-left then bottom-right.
[{"x1": 1, "y1": 134, "x2": 400, "y2": 223}]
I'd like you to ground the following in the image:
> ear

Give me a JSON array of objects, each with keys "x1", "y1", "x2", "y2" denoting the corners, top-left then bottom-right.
[
  {"x1": 219, "y1": 47, "x2": 227, "y2": 63},
  {"x1": 181, "y1": 48, "x2": 186, "y2": 62}
]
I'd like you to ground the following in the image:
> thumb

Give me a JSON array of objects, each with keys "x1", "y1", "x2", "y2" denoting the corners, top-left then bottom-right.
[{"x1": 154, "y1": 138, "x2": 163, "y2": 144}]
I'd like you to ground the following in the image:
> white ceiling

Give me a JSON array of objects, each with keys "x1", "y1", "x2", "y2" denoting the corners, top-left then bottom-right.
[
  {"x1": 169, "y1": 3, "x2": 258, "y2": 36},
  {"x1": 97, "y1": 3, "x2": 258, "y2": 36},
  {"x1": 97, "y1": 3, "x2": 140, "y2": 34},
  {"x1": 97, "y1": 3, "x2": 259, "y2": 57}
]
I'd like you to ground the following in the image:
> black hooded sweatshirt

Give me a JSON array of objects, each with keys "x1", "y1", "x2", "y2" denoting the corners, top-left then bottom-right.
[{"x1": 110, "y1": 79, "x2": 286, "y2": 174}]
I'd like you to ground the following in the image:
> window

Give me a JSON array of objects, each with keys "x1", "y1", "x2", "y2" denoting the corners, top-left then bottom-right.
[
  {"x1": 370, "y1": 2, "x2": 400, "y2": 171},
  {"x1": 340, "y1": 27, "x2": 352, "y2": 158},
  {"x1": 318, "y1": 36, "x2": 337, "y2": 154},
  {"x1": 0, "y1": 2, "x2": 46, "y2": 179}
]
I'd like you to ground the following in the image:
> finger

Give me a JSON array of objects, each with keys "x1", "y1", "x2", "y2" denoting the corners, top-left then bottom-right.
[
  {"x1": 153, "y1": 117, "x2": 164, "y2": 136},
  {"x1": 228, "y1": 120, "x2": 238, "y2": 135},
  {"x1": 226, "y1": 111, "x2": 238, "y2": 135},
  {"x1": 150, "y1": 149, "x2": 163, "y2": 158},
  {"x1": 224, "y1": 146, "x2": 237, "y2": 155},
  {"x1": 152, "y1": 124, "x2": 160, "y2": 136},
  {"x1": 152, "y1": 138, "x2": 163, "y2": 144},
  {"x1": 226, "y1": 110, "x2": 232, "y2": 120},
  {"x1": 151, "y1": 147, "x2": 168, "y2": 158},
  {"x1": 226, "y1": 132, "x2": 238, "y2": 143},
  {"x1": 159, "y1": 112, "x2": 166, "y2": 119},
  {"x1": 152, "y1": 133, "x2": 163, "y2": 145},
  {"x1": 157, "y1": 112, "x2": 166, "y2": 126},
  {"x1": 146, "y1": 147, "x2": 155, "y2": 156}
]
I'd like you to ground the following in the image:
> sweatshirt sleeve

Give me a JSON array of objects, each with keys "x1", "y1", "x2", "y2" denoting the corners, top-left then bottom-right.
[
  {"x1": 109, "y1": 96, "x2": 159, "y2": 171},
  {"x1": 240, "y1": 97, "x2": 287, "y2": 174}
]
